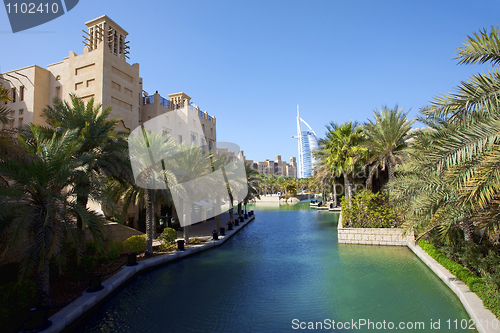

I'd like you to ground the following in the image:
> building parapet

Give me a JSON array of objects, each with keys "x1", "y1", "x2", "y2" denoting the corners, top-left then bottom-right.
[{"x1": 143, "y1": 92, "x2": 214, "y2": 122}]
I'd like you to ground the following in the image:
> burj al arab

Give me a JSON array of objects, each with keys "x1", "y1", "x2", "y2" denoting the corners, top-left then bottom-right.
[{"x1": 292, "y1": 106, "x2": 319, "y2": 178}]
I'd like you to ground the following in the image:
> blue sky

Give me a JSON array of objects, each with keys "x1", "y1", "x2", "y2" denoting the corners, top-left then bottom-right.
[{"x1": 1, "y1": 0, "x2": 499, "y2": 163}]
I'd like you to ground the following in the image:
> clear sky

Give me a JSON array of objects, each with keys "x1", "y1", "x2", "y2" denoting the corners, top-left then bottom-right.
[{"x1": 1, "y1": 0, "x2": 499, "y2": 163}]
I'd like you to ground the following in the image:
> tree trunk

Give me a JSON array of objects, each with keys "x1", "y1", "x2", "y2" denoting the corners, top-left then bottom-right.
[
  {"x1": 229, "y1": 206, "x2": 234, "y2": 224},
  {"x1": 460, "y1": 218, "x2": 474, "y2": 242},
  {"x1": 183, "y1": 202, "x2": 190, "y2": 245},
  {"x1": 133, "y1": 204, "x2": 140, "y2": 230},
  {"x1": 183, "y1": 224, "x2": 189, "y2": 244},
  {"x1": 145, "y1": 189, "x2": 154, "y2": 255},
  {"x1": 214, "y1": 196, "x2": 222, "y2": 230},
  {"x1": 36, "y1": 256, "x2": 51, "y2": 307},
  {"x1": 343, "y1": 172, "x2": 353, "y2": 207},
  {"x1": 76, "y1": 188, "x2": 89, "y2": 254},
  {"x1": 238, "y1": 202, "x2": 243, "y2": 219},
  {"x1": 388, "y1": 161, "x2": 395, "y2": 183},
  {"x1": 153, "y1": 201, "x2": 161, "y2": 239},
  {"x1": 343, "y1": 173, "x2": 353, "y2": 227},
  {"x1": 366, "y1": 166, "x2": 377, "y2": 192},
  {"x1": 333, "y1": 183, "x2": 337, "y2": 207}
]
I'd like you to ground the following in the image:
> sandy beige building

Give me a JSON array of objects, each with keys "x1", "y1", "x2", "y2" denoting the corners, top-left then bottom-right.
[
  {"x1": 0, "y1": 15, "x2": 216, "y2": 145},
  {"x1": 252, "y1": 155, "x2": 297, "y2": 177},
  {"x1": 0, "y1": 15, "x2": 218, "y2": 227}
]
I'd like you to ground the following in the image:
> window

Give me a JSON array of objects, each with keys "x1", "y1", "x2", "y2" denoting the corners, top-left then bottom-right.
[
  {"x1": 11, "y1": 88, "x2": 16, "y2": 103},
  {"x1": 202, "y1": 124, "x2": 205, "y2": 132},
  {"x1": 18, "y1": 109, "x2": 23, "y2": 115},
  {"x1": 211, "y1": 128, "x2": 213, "y2": 135},
  {"x1": 18, "y1": 117, "x2": 23, "y2": 127},
  {"x1": 178, "y1": 135, "x2": 182, "y2": 144},
  {"x1": 200, "y1": 139, "x2": 204, "y2": 148},
  {"x1": 55, "y1": 87, "x2": 61, "y2": 100},
  {"x1": 19, "y1": 86, "x2": 24, "y2": 101}
]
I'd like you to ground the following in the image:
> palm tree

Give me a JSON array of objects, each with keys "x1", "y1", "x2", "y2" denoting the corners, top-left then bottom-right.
[
  {"x1": 168, "y1": 144, "x2": 213, "y2": 244},
  {"x1": 127, "y1": 131, "x2": 178, "y2": 253},
  {"x1": 0, "y1": 84, "x2": 12, "y2": 126},
  {"x1": 243, "y1": 163, "x2": 260, "y2": 210},
  {"x1": 0, "y1": 125, "x2": 105, "y2": 306},
  {"x1": 388, "y1": 125, "x2": 475, "y2": 242},
  {"x1": 41, "y1": 94, "x2": 129, "y2": 250},
  {"x1": 389, "y1": 26, "x2": 500, "y2": 242},
  {"x1": 323, "y1": 121, "x2": 368, "y2": 208},
  {"x1": 363, "y1": 105, "x2": 414, "y2": 190},
  {"x1": 0, "y1": 84, "x2": 17, "y2": 160},
  {"x1": 313, "y1": 146, "x2": 337, "y2": 205}
]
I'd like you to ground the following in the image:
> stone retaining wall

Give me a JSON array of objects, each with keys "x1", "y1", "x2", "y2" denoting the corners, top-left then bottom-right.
[
  {"x1": 85, "y1": 222, "x2": 144, "y2": 243},
  {"x1": 337, "y1": 211, "x2": 414, "y2": 246}
]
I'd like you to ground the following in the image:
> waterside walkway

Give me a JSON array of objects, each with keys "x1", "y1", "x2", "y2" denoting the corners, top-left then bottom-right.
[{"x1": 45, "y1": 212, "x2": 256, "y2": 333}]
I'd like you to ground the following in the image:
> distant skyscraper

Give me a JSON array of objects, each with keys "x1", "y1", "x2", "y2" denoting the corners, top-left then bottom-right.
[{"x1": 292, "y1": 106, "x2": 319, "y2": 178}]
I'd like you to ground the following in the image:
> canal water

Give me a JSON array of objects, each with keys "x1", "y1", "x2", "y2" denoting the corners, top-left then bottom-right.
[{"x1": 74, "y1": 201, "x2": 474, "y2": 332}]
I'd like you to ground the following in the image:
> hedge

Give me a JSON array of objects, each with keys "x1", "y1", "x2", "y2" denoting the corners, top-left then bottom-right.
[{"x1": 418, "y1": 239, "x2": 500, "y2": 318}]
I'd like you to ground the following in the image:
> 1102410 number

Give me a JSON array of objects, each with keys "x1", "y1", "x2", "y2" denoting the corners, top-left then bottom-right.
[{"x1": 5, "y1": 2, "x2": 60, "y2": 14}]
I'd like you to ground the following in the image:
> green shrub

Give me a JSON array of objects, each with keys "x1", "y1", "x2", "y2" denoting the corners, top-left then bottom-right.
[
  {"x1": 341, "y1": 190, "x2": 398, "y2": 228},
  {"x1": 158, "y1": 242, "x2": 177, "y2": 252},
  {"x1": 418, "y1": 239, "x2": 500, "y2": 318},
  {"x1": 0, "y1": 280, "x2": 37, "y2": 332},
  {"x1": 123, "y1": 234, "x2": 146, "y2": 253},
  {"x1": 106, "y1": 241, "x2": 124, "y2": 262},
  {"x1": 159, "y1": 228, "x2": 177, "y2": 245},
  {"x1": 69, "y1": 254, "x2": 97, "y2": 281},
  {"x1": 189, "y1": 237, "x2": 208, "y2": 244}
]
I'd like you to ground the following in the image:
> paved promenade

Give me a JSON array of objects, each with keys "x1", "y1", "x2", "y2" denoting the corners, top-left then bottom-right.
[{"x1": 176, "y1": 211, "x2": 246, "y2": 238}]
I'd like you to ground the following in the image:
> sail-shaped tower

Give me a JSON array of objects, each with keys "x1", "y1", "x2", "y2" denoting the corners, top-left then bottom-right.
[{"x1": 292, "y1": 106, "x2": 319, "y2": 178}]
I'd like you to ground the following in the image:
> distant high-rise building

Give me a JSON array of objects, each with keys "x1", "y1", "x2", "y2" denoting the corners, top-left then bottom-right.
[{"x1": 292, "y1": 106, "x2": 319, "y2": 178}]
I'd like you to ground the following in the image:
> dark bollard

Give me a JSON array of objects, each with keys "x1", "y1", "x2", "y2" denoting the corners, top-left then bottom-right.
[
  {"x1": 234, "y1": 219, "x2": 239, "y2": 226},
  {"x1": 239, "y1": 216, "x2": 244, "y2": 222},
  {"x1": 87, "y1": 273, "x2": 104, "y2": 293},
  {"x1": 219, "y1": 227, "x2": 226, "y2": 236},
  {"x1": 227, "y1": 222, "x2": 233, "y2": 230},
  {"x1": 127, "y1": 252, "x2": 138, "y2": 266},
  {"x1": 212, "y1": 230, "x2": 219, "y2": 240},
  {"x1": 24, "y1": 307, "x2": 52, "y2": 332},
  {"x1": 177, "y1": 239, "x2": 185, "y2": 251},
  {"x1": 244, "y1": 213, "x2": 248, "y2": 219}
]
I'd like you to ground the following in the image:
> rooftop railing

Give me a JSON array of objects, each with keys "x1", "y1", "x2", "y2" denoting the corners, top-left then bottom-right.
[
  {"x1": 143, "y1": 94, "x2": 213, "y2": 121},
  {"x1": 143, "y1": 95, "x2": 154, "y2": 104},
  {"x1": 160, "y1": 97, "x2": 170, "y2": 108}
]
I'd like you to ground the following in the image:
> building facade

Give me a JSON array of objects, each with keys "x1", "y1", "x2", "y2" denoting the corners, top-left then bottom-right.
[
  {"x1": 0, "y1": 15, "x2": 217, "y2": 227},
  {"x1": 0, "y1": 15, "x2": 216, "y2": 146},
  {"x1": 251, "y1": 155, "x2": 297, "y2": 177}
]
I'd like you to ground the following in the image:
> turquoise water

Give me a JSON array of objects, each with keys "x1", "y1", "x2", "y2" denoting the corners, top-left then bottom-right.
[{"x1": 73, "y1": 202, "x2": 474, "y2": 332}]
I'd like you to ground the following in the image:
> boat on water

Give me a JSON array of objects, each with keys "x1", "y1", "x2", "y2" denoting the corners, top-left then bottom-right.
[{"x1": 310, "y1": 200, "x2": 321, "y2": 207}]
